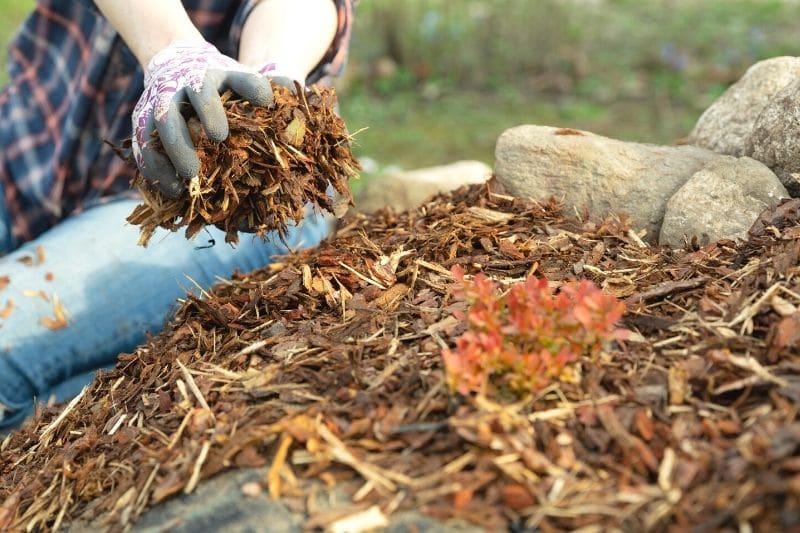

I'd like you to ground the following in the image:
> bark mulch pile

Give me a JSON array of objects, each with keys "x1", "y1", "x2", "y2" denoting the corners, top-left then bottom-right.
[
  {"x1": 126, "y1": 84, "x2": 359, "y2": 246},
  {"x1": 3, "y1": 181, "x2": 800, "y2": 531}
]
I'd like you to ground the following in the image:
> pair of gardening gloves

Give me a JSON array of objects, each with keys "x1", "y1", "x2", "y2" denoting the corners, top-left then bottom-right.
[{"x1": 131, "y1": 41, "x2": 297, "y2": 198}]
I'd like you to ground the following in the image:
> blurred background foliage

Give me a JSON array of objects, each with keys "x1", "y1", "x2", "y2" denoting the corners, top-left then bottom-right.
[
  {"x1": 1, "y1": 0, "x2": 798, "y2": 174},
  {"x1": 339, "y1": 0, "x2": 800, "y2": 173}
]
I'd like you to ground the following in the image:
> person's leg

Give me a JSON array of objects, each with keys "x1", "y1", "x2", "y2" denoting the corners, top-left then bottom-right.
[
  {"x1": 0, "y1": 179, "x2": 14, "y2": 255},
  {"x1": 0, "y1": 198, "x2": 330, "y2": 428}
]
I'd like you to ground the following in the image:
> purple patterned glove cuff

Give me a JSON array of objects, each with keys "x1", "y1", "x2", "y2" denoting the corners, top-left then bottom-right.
[{"x1": 132, "y1": 40, "x2": 260, "y2": 168}]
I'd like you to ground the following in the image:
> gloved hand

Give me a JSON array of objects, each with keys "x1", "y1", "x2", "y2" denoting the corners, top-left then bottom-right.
[{"x1": 132, "y1": 41, "x2": 274, "y2": 198}]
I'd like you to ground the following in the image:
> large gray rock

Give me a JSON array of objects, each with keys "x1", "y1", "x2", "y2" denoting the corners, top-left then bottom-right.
[
  {"x1": 659, "y1": 156, "x2": 788, "y2": 246},
  {"x1": 356, "y1": 160, "x2": 491, "y2": 213},
  {"x1": 746, "y1": 79, "x2": 800, "y2": 196},
  {"x1": 494, "y1": 125, "x2": 717, "y2": 239},
  {"x1": 689, "y1": 56, "x2": 800, "y2": 156}
]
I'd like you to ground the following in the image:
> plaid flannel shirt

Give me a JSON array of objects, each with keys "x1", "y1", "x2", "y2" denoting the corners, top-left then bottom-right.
[{"x1": 0, "y1": 0, "x2": 354, "y2": 247}]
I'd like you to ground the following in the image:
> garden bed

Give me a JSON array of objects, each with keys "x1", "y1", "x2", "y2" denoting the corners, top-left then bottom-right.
[{"x1": 2, "y1": 180, "x2": 799, "y2": 531}]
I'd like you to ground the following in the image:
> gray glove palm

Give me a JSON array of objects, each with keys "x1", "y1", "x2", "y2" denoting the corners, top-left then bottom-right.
[{"x1": 132, "y1": 41, "x2": 274, "y2": 198}]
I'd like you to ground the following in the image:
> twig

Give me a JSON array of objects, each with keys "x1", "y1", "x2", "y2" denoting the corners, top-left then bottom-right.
[
  {"x1": 625, "y1": 277, "x2": 709, "y2": 305},
  {"x1": 184, "y1": 441, "x2": 212, "y2": 494}
]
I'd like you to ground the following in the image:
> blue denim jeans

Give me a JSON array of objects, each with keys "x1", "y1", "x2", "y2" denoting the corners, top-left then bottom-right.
[{"x1": 0, "y1": 194, "x2": 330, "y2": 428}]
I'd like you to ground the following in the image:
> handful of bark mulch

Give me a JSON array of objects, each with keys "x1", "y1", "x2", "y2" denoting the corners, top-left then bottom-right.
[
  {"x1": 126, "y1": 83, "x2": 360, "y2": 246},
  {"x1": 4, "y1": 181, "x2": 800, "y2": 531}
]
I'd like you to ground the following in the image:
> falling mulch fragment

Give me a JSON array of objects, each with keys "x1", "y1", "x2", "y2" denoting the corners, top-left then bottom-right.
[
  {"x1": 38, "y1": 295, "x2": 68, "y2": 330},
  {"x1": 126, "y1": 83, "x2": 360, "y2": 246},
  {"x1": 44, "y1": 272, "x2": 54, "y2": 282},
  {"x1": 35, "y1": 245, "x2": 46, "y2": 265},
  {"x1": 4, "y1": 184, "x2": 800, "y2": 531},
  {"x1": 0, "y1": 275, "x2": 8, "y2": 291},
  {"x1": 0, "y1": 299, "x2": 12, "y2": 319},
  {"x1": 16, "y1": 255, "x2": 33, "y2": 267},
  {"x1": 22, "y1": 289, "x2": 49, "y2": 302}
]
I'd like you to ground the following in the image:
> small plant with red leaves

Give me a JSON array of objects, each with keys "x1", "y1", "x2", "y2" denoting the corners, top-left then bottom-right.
[{"x1": 442, "y1": 266, "x2": 628, "y2": 399}]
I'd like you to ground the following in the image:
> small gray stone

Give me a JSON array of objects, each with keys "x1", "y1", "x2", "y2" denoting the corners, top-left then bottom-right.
[
  {"x1": 494, "y1": 125, "x2": 718, "y2": 239},
  {"x1": 689, "y1": 56, "x2": 800, "y2": 156},
  {"x1": 356, "y1": 160, "x2": 491, "y2": 213},
  {"x1": 659, "y1": 156, "x2": 788, "y2": 246},
  {"x1": 746, "y1": 79, "x2": 800, "y2": 196}
]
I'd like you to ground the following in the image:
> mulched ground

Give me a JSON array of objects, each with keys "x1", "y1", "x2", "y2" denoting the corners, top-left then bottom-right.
[{"x1": 2, "y1": 180, "x2": 800, "y2": 532}]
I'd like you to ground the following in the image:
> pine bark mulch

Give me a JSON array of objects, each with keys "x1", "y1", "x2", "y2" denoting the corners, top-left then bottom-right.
[
  {"x1": 126, "y1": 84, "x2": 359, "y2": 246},
  {"x1": 2, "y1": 181, "x2": 800, "y2": 531}
]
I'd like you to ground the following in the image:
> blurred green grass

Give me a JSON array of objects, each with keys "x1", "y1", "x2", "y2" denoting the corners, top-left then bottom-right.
[
  {"x1": 339, "y1": 0, "x2": 800, "y2": 170},
  {"x1": 338, "y1": 89, "x2": 691, "y2": 172},
  {"x1": 1, "y1": 0, "x2": 798, "y2": 174},
  {"x1": 0, "y1": 0, "x2": 33, "y2": 84}
]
